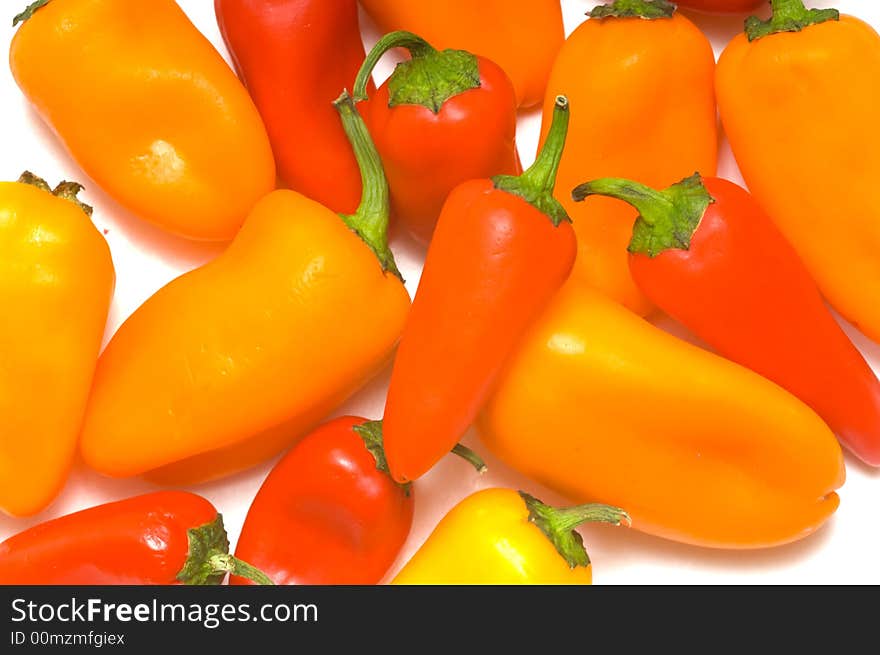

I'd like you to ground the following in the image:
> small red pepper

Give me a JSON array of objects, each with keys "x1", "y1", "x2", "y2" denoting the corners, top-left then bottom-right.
[
  {"x1": 0, "y1": 491, "x2": 272, "y2": 585},
  {"x1": 215, "y1": 0, "x2": 371, "y2": 213},
  {"x1": 382, "y1": 96, "x2": 577, "y2": 483},
  {"x1": 573, "y1": 174, "x2": 880, "y2": 466},
  {"x1": 676, "y1": 0, "x2": 764, "y2": 12},
  {"x1": 231, "y1": 416, "x2": 485, "y2": 585},
  {"x1": 353, "y1": 31, "x2": 520, "y2": 245}
]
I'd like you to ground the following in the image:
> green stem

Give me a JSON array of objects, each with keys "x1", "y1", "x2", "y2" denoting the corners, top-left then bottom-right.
[
  {"x1": 450, "y1": 444, "x2": 488, "y2": 474},
  {"x1": 353, "y1": 31, "x2": 436, "y2": 101},
  {"x1": 176, "y1": 515, "x2": 274, "y2": 585},
  {"x1": 18, "y1": 171, "x2": 93, "y2": 217},
  {"x1": 492, "y1": 95, "x2": 571, "y2": 227},
  {"x1": 589, "y1": 0, "x2": 676, "y2": 19},
  {"x1": 572, "y1": 173, "x2": 714, "y2": 257},
  {"x1": 12, "y1": 0, "x2": 49, "y2": 26},
  {"x1": 333, "y1": 90, "x2": 401, "y2": 281},
  {"x1": 745, "y1": 0, "x2": 839, "y2": 42},
  {"x1": 519, "y1": 492, "x2": 630, "y2": 569}
]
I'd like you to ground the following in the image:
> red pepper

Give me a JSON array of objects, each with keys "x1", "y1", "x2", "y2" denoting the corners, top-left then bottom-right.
[
  {"x1": 675, "y1": 0, "x2": 764, "y2": 11},
  {"x1": 231, "y1": 416, "x2": 485, "y2": 585},
  {"x1": 0, "y1": 491, "x2": 272, "y2": 585},
  {"x1": 382, "y1": 97, "x2": 577, "y2": 483},
  {"x1": 573, "y1": 174, "x2": 880, "y2": 466},
  {"x1": 215, "y1": 0, "x2": 371, "y2": 213},
  {"x1": 352, "y1": 31, "x2": 520, "y2": 245}
]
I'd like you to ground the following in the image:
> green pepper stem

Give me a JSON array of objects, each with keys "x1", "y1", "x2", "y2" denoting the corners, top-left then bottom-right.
[
  {"x1": 353, "y1": 31, "x2": 436, "y2": 102},
  {"x1": 18, "y1": 171, "x2": 93, "y2": 217},
  {"x1": 589, "y1": 0, "x2": 676, "y2": 20},
  {"x1": 177, "y1": 515, "x2": 274, "y2": 585},
  {"x1": 492, "y1": 95, "x2": 571, "y2": 227},
  {"x1": 12, "y1": 0, "x2": 49, "y2": 26},
  {"x1": 450, "y1": 444, "x2": 488, "y2": 474},
  {"x1": 572, "y1": 177, "x2": 672, "y2": 227},
  {"x1": 207, "y1": 553, "x2": 275, "y2": 586},
  {"x1": 520, "y1": 492, "x2": 630, "y2": 569},
  {"x1": 745, "y1": 0, "x2": 839, "y2": 42},
  {"x1": 333, "y1": 90, "x2": 401, "y2": 280}
]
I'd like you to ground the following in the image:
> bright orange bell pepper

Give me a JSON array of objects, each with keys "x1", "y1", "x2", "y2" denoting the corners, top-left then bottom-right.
[
  {"x1": 717, "y1": 0, "x2": 880, "y2": 342},
  {"x1": 0, "y1": 173, "x2": 114, "y2": 517},
  {"x1": 357, "y1": 0, "x2": 563, "y2": 108},
  {"x1": 10, "y1": 0, "x2": 275, "y2": 241},
  {"x1": 539, "y1": 0, "x2": 717, "y2": 315},
  {"x1": 478, "y1": 280, "x2": 845, "y2": 549},
  {"x1": 79, "y1": 93, "x2": 410, "y2": 485}
]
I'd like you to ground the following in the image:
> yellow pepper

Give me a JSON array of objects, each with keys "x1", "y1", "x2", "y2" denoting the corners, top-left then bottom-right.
[{"x1": 391, "y1": 488, "x2": 629, "y2": 585}]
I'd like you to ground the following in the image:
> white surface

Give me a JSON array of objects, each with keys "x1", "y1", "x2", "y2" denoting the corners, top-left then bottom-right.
[{"x1": 1, "y1": 0, "x2": 878, "y2": 584}]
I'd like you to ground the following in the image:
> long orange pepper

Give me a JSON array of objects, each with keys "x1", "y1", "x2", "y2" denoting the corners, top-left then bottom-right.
[
  {"x1": 383, "y1": 98, "x2": 576, "y2": 483},
  {"x1": 478, "y1": 281, "x2": 845, "y2": 548},
  {"x1": 79, "y1": 93, "x2": 410, "y2": 485},
  {"x1": 10, "y1": 0, "x2": 275, "y2": 240},
  {"x1": 0, "y1": 173, "x2": 113, "y2": 517},
  {"x1": 357, "y1": 0, "x2": 563, "y2": 108},
  {"x1": 540, "y1": 0, "x2": 717, "y2": 315}
]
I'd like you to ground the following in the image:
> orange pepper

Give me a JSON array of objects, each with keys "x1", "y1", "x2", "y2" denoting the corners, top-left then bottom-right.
[
  {"x1": 539, "y1": 1, "x2": 717, "y2": 315},
  {"x1": 9, "y1": 0, "x2": 275, "y2": 241},
  {"x1": 0, "y1": 173, "x2": 114, "y2": 517},
  {"x1": 79, "y1": 93, "x2": 410, "y2": 485},
  {"x1": 478, "y1": 279, "x2": 845, "y2": 549},
  {"x1": 717, "y1": 1, "x2": 880, "y2": 342},
  {"x1": 357, "y1": 0, "x2": 563, "y2": 108}
]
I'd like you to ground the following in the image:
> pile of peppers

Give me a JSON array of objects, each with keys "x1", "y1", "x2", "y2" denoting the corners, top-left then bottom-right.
[{"x1": 1, "y1": 0, "x2": 879, "y2": 585}]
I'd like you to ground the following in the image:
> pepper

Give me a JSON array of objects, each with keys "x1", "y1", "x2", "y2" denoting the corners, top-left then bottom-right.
[
  {"x1": 0, "y1": 173, "x2": 114, "y2": 518},
  {"x1": 539, "y1": 0, "x2": 717, "y2": 315},
  {"x1": 382, "y1": 97, "x2": 576, "y2": 483},
  {"x1": 477, "y1": 280, "x2": 845, "y2": 548},
  {"x1": 232, "y1": 417, "x2": 486, "y2": 585},
  {"x1": 357, "y1": 0, "x2": 563, "y2": 108},
  {"x1": 716, "y1": 1, "x2": 880, "y2": 342},
  {"x1": 676, "y1": 0, "x2": 764, "y2": 11},
  {"x1": 352, "y1": 31, "x2": 520, "y2": 245},
  {"x1": 215, "y1": 0, "x2": 370, "y2": 214},
  {"x1": 391, "y1": 489, "x2": 629, "y2": 585},
  {"x1": 0, "y1": 491, "x2": 271, "y2": 585},
  {"x1": 574, "y1": 174, "x2": 880, "y2": 466},
  {"x1": 10, "y1": 0, "x2": 275, "y2": 241},
  {"x1": 79, "y1": 92, "x2": 410, "y2": 485}
]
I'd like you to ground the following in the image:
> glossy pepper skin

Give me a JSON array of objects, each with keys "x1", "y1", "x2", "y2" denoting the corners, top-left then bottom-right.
[
  {"x1": 383, "y1": 98, "x2": 577, "y2": 483},
  {"x1": 10, "y1": 0, "x2": 275, "y2": 241},
  {"x1": 79, "y1": 93, "x2": 410, "y2": 485},
  {"x1": 357, "y1": 0, "x2": 563, "y2": 108},
  {"x1": 478, "y1": 281, "x2": 845, "y2": 549},
  {"x1": 216, "y1": 0, "x2": 369, "y2": 214},
  {"x1": 0, "y1": 491, "x2": 271, "y2": 585},
  {"x1": 0, "y1": 174, "x2": 113, "y2": 518},
  {"x1": 392, "y1": 489, "x2": 629, "y2": 585},
  {"x1": 540, "y1": 0, "x2": 717, "y2": 315},
  {"x1": 232, "y1": 417, "x2": 485, "y2": 585},
  {"x1": 353, "y1": 31, "x2": 520, "y2": 245},
  {"x1": 717, "y1": 1, "x2": 880, "y2": 342},
  {"x1": 575, "y1": 174, "x2": 880, "y2": 466},
  {"x1": 677, "y1": 0, "x2": 764, "y2": 11}
]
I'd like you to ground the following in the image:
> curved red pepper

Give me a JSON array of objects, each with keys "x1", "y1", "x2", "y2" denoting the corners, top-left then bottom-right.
[
  {"x1": 353, "y1": 31, "x2": 520, "y2": 245},
  {"x1": 676, "y1": 0, "x2": 764, "y2": 11},
  {"x1": 382, "y1": 97, "x2": 577, "y2": 483},
  {"x1": 215, "y1": 0, "x2": 371, "y2": 213},
  {"x1": 232, "y1": 416, "x2": 485, "y2": 585},
  {"x1": 0, "y1": 491, "x2": 271, "y2": 585},
  {"x1": 573, "y1": 174, "x2": 880, "y2": 466}
]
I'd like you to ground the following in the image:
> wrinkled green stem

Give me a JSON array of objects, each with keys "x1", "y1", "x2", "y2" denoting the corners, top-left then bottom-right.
[
  {"x1": 353, "y1": 31, "x2": 436, "y2": 101},
  {"x1": 589, "y1": 0, "x2": 675, "y2": 19},
  {"x1": 13, "y1": 0, "x2": 50, "y2": 26},
  {"x1": 746, "y1": 0, "x2": 839, "y2": 41}
]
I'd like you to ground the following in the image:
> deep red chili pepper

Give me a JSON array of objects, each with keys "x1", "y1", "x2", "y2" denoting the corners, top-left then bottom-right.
[
  {"x1": 215, "y1": 0, "x2": 371, "y2": 213},
  {"x1": 382, "y1": 97, "x2": 577, "y2": 483},
  {"x1": 0, "y1": 491, "x2": 272, "y2": 585},
  {"x1": 573, "y1": 174, "x2": 880, "y2": 466},
  {"x1": 231, "y1": 416, "x2": 486, "y2": 585},
  {"x1": 352, "y1": 31, "x2": 520, "y2": 245},
  {"x1": 676, "y1": 0, "x2": 764, "y2": 12}
]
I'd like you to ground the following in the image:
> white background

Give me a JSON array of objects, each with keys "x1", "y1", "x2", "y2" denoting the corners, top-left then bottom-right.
[{"x1": 1, "y1": 0, "x2": 878, "y2": 584}]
